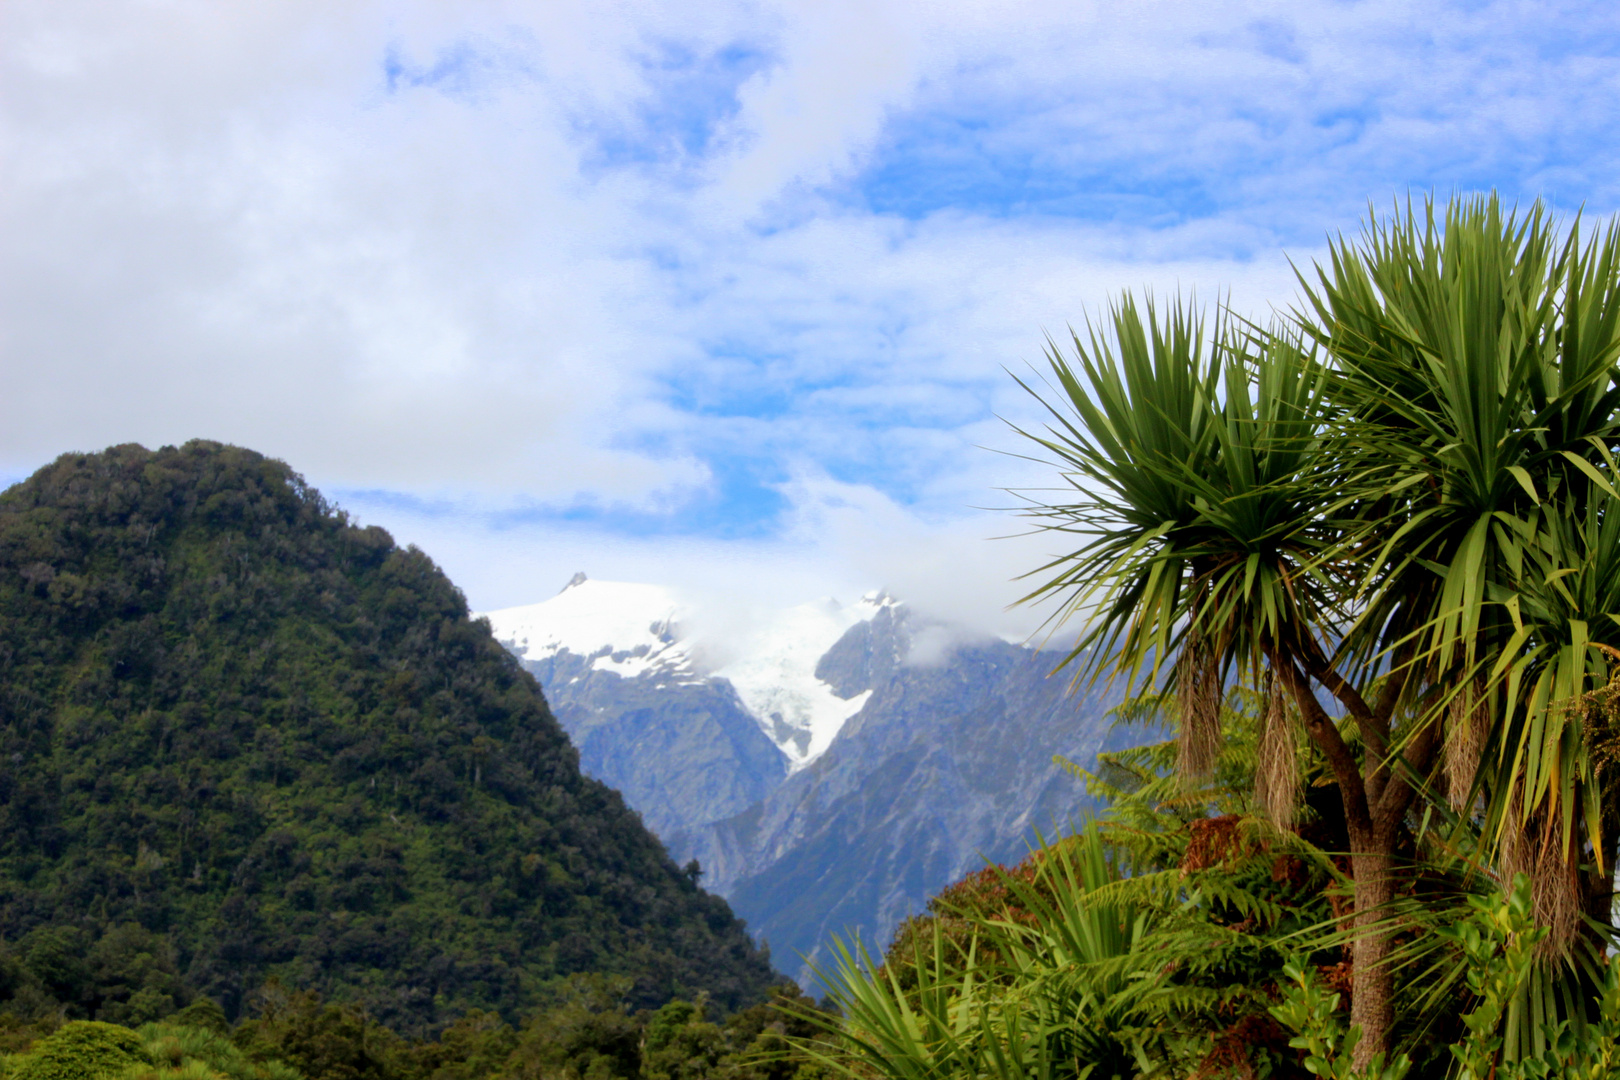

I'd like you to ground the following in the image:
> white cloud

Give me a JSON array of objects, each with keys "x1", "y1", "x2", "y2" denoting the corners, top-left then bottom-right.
[
  {"x1": 706, "y1": 1, "x2": 920, "y2": 207},
  {"x1": 5, "y1": 0, "x2": 1619, "y2": 630}
]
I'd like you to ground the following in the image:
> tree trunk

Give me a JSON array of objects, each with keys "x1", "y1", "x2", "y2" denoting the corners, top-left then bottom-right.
[
  {"x1": 1348, "y1": 836, "x2": 1396, "y2": 1070},
  {"x1": 1273, "y1": 648, "x2": 1421, "y2": 1072}
]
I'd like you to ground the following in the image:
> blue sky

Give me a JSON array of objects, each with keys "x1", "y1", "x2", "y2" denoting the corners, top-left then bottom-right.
[{"x1": 4, "y1": 0, "x2": 1620, "y2": 633}]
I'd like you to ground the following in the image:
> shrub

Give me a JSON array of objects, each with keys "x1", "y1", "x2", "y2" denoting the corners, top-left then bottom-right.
[
  {"x1": 8, "y1": 1020, "x2": 148, "y2": 1080},
  {"x1": 132, "y1": 1022, "x2": 301, "y2": 1080}
]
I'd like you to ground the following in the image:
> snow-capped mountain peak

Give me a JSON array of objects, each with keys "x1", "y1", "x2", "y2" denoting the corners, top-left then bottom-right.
[
  {"x1": 478, "y1": 578, "x2": 900, "y2": 769},
  {"x1": 480, "y1": 575, "x2": 698, "y2": 680}
]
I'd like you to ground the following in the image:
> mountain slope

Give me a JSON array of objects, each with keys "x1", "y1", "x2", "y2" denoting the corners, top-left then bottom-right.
[
  {"x1": 0, "y1": 442, "x2": 777, "y2": 1032},
  {"x1": 676, "y1": 605, "x2": 1124, "y2": 982},
  {"x1": 488, "y1": 582, "x2": 1123, "y2": 986},
  {"x1": 522, "y1": 646, "x2": 786, "y2": 842},
  {"x1": 484, "y1": 582, "x2": 888, "y2": 773},
  {"x1": 482, "y1": 583, "x2": 899, "y2": 843},
  {"x1": 487, "y1": 578, "x2": 789, "y2": 841}
]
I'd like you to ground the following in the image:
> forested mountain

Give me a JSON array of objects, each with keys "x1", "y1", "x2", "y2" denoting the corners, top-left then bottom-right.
[{"x1": 0, "y1": 442, "x2": 778, "y2": 1035}]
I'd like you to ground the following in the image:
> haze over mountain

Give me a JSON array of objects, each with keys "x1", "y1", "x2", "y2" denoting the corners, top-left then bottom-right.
[{"x1": 482, "y1": 575, "x2": 1127, "y2": 983}]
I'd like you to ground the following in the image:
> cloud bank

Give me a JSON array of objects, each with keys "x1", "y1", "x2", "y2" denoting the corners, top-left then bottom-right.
[{"x1": 5, "y1": 0, "x2": 1618, "y2": 631}]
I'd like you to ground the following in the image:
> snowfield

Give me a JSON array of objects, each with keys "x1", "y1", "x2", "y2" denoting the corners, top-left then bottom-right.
[{"x1": 478, "y1": 575, "x2": 894, "y2": 770}]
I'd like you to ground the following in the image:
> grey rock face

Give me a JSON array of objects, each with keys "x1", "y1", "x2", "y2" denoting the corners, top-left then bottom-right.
[
  {"x1": 523, "y1": 649, "x2": 787, "y2": 841},
  {"x1": 673, "y1": 606, "x2": 1124, "y2": 984},
  {"x1": 813, "y1": 602, "x2": 906, "y2": 696}
]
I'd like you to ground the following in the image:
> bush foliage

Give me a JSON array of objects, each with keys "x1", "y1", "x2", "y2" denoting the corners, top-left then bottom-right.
[
  {"x1": 0, "y1": 980, "x2": 832, "y2": 1080},
  {"x1": 792, "y1": 682, "x2": 1620, "y2": 1080},
  {"x1": 5, "y1": 1020, "x2": 148, "y2": 1080}
]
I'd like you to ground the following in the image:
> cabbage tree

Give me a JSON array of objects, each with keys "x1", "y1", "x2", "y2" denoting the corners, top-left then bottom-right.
[{"x1": 1011, "y1": 195, "x2": 1620, "y2": 1067}]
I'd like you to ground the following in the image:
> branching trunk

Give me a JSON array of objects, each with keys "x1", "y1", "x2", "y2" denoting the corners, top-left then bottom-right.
[{"x1": 1271, "y1": 647, "x2": 1431, "y2": 1071}]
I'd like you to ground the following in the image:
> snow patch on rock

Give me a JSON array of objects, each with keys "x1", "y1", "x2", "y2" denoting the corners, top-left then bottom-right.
[{"x1": 715, "y1": 592, "x2": 894, "y2": 769}]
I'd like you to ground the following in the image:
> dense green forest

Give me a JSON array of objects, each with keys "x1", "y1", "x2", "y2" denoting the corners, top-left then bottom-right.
[
  {"x1": 0, "y1": 441, "x2": 777, "y2": 1034},
  {"x1": 0, "y1": 977, "x2": 831, "y2": 1080}
]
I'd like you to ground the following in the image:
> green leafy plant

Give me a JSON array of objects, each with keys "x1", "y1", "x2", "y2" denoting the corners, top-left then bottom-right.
[
  {"x1": 1268, "y1": 962, "x2": 1410, "y2": 1080},
  {"x1": 799, "y1": 820, "x2": 1323, "y2": 1080},
  {"x1": 1437, "y1": 873, "x2": 1620, "y2": 1080},
  {"x1": 1007, "y1": 193, "x2": 1620, "y2": 1067},
  {"x1": 129, "y1": 1020, "x2": 301, "y2": 1080}
]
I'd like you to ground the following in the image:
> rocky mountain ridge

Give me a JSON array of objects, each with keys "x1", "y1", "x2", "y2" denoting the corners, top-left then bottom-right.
[
  {"x1": 484, "y1": 577, "x2": 890, "y2": 770},
  {"x1": 481, "y1": 576, "x2": 1127, "y2": 984}
]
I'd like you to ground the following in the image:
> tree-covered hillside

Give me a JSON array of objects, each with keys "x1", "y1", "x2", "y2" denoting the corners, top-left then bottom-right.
[{"x1": 0, "y1": 442, "x2": 778, "y2": 1033}]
